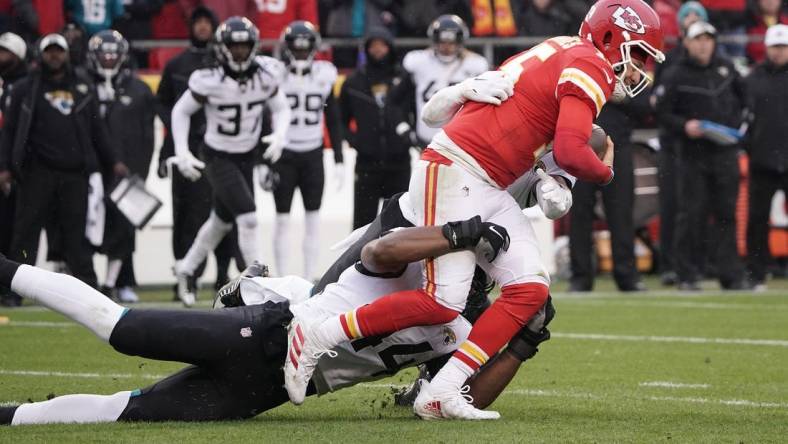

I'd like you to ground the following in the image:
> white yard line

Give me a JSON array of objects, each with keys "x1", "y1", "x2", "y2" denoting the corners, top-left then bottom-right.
[
  {"x1": 0, "y1": 369, "x2": 166, "y2": 380},
  {"x1": 559, "y1": 300, "x2": 787, "y2": 310},
  {"x1": 1, "y1": 321, "x2": 76, "y2": 328},
  {"x1": 552, "y1": 332, "x2": 788, "y2": 347},
  {"x1": 502, "y1": 389, "x2": 788, "y2": 409},
  {"x1": 639, "y1": 381, "x2": 710, "y2": 389}
]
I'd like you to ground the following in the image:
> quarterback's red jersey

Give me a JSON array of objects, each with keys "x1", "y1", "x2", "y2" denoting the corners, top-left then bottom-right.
[{"x1": 442, "y1": 36, "x2": 615, "y2": 188}]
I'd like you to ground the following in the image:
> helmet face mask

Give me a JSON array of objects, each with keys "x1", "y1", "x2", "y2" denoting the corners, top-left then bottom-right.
[
  {"x1": 279, "y1": 20, "x2": 320, "y2": 75},
  {"x1": 215, "y1": 16, "x2": 260, "y2": 74},
  {"x1": 579, "y1": 0, "x2": 665, "y2": 98},
  {"x1": 87, "y1": 30, "x2": 128, "y2": 79},
  {"x1": 428, "y1": 15, "x2": 468, "y2": 63}
]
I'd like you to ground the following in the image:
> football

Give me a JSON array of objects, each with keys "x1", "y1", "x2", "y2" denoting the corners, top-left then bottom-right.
[{"x1": 589, "y1": 124, "x2": 608, "y2": 159}]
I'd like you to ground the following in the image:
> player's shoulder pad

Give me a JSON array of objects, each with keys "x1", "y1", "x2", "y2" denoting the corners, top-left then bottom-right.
[
  {"x1": 462, "y1": 50, "x2": 489, "y2": 73},
  {"x1": 313, "y1": 60, "x2": 338, "y2": 84},
  {"x1": 403, "y1": 49, "x2": 430, "y2": 73},
  {"x1": 558, "y1": 56, "x2": 615, "y2": 117},
  {"x1": 256, "y1": 55, "x2": 288, "y2": 83},
  {"x1": 188, "y1": 67, "x2": 221, "y2": 97}
]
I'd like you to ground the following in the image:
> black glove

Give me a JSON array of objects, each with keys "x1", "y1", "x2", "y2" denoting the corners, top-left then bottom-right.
[
  {"x1": 505, "y1": 296, "x2": 555, "y2": 361},
  {"x1": 213, "y1": 261, "x2": 269, "y2": 308},
  {"x1": 442, "y1": 216, "x2": 510, "y2": 262},
  {"x1": 477, "y1": 222, "x2": 510, "y2": 262}
]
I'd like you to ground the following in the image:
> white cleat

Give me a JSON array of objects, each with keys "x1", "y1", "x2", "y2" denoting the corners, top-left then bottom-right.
[
  {"x1": 117, "y1": 287, "x2": 139, "y2": 303},
  {"x1": 283, "y1": 315, "x2": 336, "y2": 405},
  {"x1": 173, "y1": 261, "x2": 196, "y2": 307},
  {"x1": 413, "y1": 380, "x2": 500, "y2": 420}
]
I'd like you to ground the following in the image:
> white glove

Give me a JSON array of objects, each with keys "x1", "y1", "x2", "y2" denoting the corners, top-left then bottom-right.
[
  {"x1": 167, "y1": 152, "x2": 205, "y2": 182},
  {"x1": 261, "y1": 133, "x2": 286, "y2": 163},
  {"x1": 535, "y1": 169, "x2": 572, "y2": 219},
  {"x1": 333, "y1": 162, "x2": 345, "y2": 191},
  {"x1": 458, "y1": 70, "x2": 515, "y2": 106},
  {"x1": 255, "y1": 164, "x2": 279, "y2": 192}
]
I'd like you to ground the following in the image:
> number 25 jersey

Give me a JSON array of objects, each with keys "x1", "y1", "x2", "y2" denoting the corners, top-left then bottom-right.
[
  {"x1": 440, "y1": 37, "x2": 615, "y2": 188},
  {"x1": 188, "y1": 55, "x2": 286, "y2": 154}
]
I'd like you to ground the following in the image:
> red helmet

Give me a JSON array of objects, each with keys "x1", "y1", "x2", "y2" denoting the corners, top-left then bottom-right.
[{"x1": 579, "y1": 0, "x2": 665, "y2": 97}]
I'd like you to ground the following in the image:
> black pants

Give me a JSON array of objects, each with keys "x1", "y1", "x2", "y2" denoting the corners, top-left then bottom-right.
[
  {"x1": 0, "y1": 187, "x2": 15, "y2": 255},
  {"x1": 111, "y1": 303, "x2": 295, "y2": 421},
  {"x1": 171, "y1": 170, "x2": 238, "y2": 282},
  {"x1": 569, "y1": 143, "x2": 640, "y2": 290},
  {"x1": 674, "y1": 148, "x2": 743, "y2": 285},
  {"x1": 273, "y1": 147, "x2": 325, "y2": 213},
  {"x1": 353, "y1": 163, "x2": 410, "y2": 229},
  {"x1": 9, "y1": 162, "x2": 97, "y2": 287},
  {"x1": 747, "y1": 168, "x2": 788, "y2": 282},
  {"x1": 203, "y1": 148, "x2": 256, "y2": 222},
  {"x1": 657, "y1": 134, "x2": 679, "y2": 274}
]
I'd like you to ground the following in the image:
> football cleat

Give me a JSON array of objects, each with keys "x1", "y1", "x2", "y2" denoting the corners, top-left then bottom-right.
[
  {"x1": 283, "y1": 315, "x2": 336, "y2": 405},
  {"x1": 173, "y1": 261, "x2": 196, "y2": 307},
  {"x1": 213, "y1": 261, "x2": 269, "y2": 308},
  {"x1": 117, "y1": 287, "x2": 139, "y2": 303},
  {"x1": 413, "y1": 380, "x2": 500, "y2": 420}
]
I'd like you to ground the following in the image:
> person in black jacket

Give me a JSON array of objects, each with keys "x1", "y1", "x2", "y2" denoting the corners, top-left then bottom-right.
[
  {"x1": 0, "y1": 34, "x2": 128, "y2": 306},
  {"x1": 568, "y1": 97, "x2": 647, "y2": 292},
  {"x1": 155, "y1": 6, "x2": 239, "y2": 292},
  {"x1": 744, "y1": 24, "x2": 788, "y2": 290},
  {"x1": 88, "y1": 30, "x2": 156, "y2": 303},
  {"x1": 655, "y1": 22, "x2": 748, "y2": 291},
  {"x1": 339, "y1": 27, "x2": 413, "y2": 229}
]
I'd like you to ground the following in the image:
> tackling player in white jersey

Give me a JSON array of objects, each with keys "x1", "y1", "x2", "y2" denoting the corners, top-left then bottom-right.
[
  {"x1": 396, "y1": 15, "x2": 488, "y2": 146},
  {"x1": 265, "y1": 21, "x2": 345, "y2": 282},
  {"x1": 169, "y1": 17, "x2": 291, "y2": 306}
]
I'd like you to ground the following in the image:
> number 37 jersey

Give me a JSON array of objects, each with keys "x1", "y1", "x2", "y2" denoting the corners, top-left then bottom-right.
[
  {"x1": 441, "y1": 36, "x2": 616, "y2": 188},
  {"x1": 188, "y1": 55, "x2": 286, "y2": 153}
]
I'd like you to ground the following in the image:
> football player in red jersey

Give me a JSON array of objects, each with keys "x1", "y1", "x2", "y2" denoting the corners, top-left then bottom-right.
[{"x1": 284, "y1": 0, "x2": 665, "y2": 419}]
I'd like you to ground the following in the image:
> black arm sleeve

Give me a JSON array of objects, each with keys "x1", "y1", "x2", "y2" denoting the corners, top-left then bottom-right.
[
  {"x1": 0, "y1": 86, "x2": 22, "y2": 172},
  {"x1": 91, "y1": 99, "x2": 118, "y2": 168},
  {"x1": 324, "y1": 91, "x2": 344, "y2": 163}
]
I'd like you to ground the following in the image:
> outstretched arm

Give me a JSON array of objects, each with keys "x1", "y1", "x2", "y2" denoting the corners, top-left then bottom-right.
[{"x1": 421, "y1": 71, "x2": 514, "y2": 128}]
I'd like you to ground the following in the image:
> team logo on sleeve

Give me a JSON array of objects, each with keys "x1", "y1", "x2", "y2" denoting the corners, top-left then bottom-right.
[
  {"x1": 442, "y1": 326, "x2": 457, "y2": 346},
  {"x1": 612, "y1": 6, "x2": 646, "y2": 34}
]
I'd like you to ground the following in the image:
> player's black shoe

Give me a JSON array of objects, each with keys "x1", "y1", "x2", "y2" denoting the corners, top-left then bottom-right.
[{"x1": 213, "y1": 262, "x2": 269, "y2": 308}]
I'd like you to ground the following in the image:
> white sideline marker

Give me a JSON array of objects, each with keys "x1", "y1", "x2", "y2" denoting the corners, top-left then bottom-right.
[
  {"x1": 639, "y1": 381, "x2": 710, "y2": 389},
  {"x1": 552, "y1": 332, "x2": 788, "y2": 347}
]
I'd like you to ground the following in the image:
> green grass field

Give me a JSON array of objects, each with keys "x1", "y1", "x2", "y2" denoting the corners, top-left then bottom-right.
[{"x1": 1, "y1": 277, "x2": 787, "y2": 443}]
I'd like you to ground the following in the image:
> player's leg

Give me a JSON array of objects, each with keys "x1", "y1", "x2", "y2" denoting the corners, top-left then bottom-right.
[
  {"x1": 300, "y1": 148, "x2": 325, "y2": 281},
  {"x1": 415, "y1": 195, "x2": 549, "y2": 420},
  {"x1": 273, "y1": 150, "x2": 299, "y2": 276},
  {"x1": 4, "y1": 390, "x2": 134, "y2": 425}
]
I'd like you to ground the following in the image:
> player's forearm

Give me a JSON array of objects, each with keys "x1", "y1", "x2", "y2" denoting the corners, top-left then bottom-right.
[
  {"x1": 171, "y1": 91, "x2": 202, "y2": 157},
  {"x1": 553, "y1": 96, "x2": 613, "y2": 184},
  {"x1": 421, "y1": 84, "x2": 465, "y2": 128},
  {"x1": 267, "y1": 89, "x2": 292, "y2": 142},
  {"x1": 360, "y1": 226, "x2": 451, "y2": 273},
  {"x1": 466, "y1": 351, "x2": 523, "y2": 409}
]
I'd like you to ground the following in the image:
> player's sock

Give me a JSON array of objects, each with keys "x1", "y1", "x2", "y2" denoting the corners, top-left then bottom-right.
[
  {"x1": 0, "y1": 254, "x2": 21, "y2": 288},
  {"x1": 180, "y1": 212, "x2": 232, "y2": 274},
  {"x1": 319, "y1": 289, "x2": 460, "y2": 344},
  {"x1": 10, "y1": 391, "x2": 132, "y2": 425},
  {"x1": 431, "y1": 282, "x2": 549, "y2": 393},
  {"x1": 273, "y1": 212, "x2": 291, "y2": 276},
  {"x1": 235, "y1": 211, "x2": 262, "y2": 267},
  {"x1": 10, "y1": 265, "x2": 127, "y2": 341},
  {"x1": 0, "y1": 405, "x2": 18, "y2": 425},
  {"x1": 303, "y1": 210, "x2": 320, "y2": 280},
  {"x1": 104, "y1": 258, "x2": 122, "y2": 289}
]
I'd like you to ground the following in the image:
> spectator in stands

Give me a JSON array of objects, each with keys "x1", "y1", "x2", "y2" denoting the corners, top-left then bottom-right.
[
  {"x1": 339, "y1": 27, "x2": 412, "y2": 229},
  {"x1": 113, "y1": 0, "x2": 165, "y2": 68},
  {"x1": 255, "y1": 0, "x2": 318, "y2": 40},
  {"x1": 699, "y1": 0, "x2": 747, "y2": 57},
  {"x1": 61, "y1": 21, "x2": 88, "y2": 68},
  {"x1": 652, "y1": 0, "x2": 708, "y2": 286},
  {"x1": 178, "y1": 0, "x2": 257, "y2": 22},
  {"x1": 0, "y1": 34, "x2": 128, "y2": 306},
  {"x1": 155, "y1": 6, "x2": 238, "y2": 293},
  {"x1": 391, "y1": 0, "x2": 473, "y2": 37},
  {"x1": 0, "y1": 32, "x2": 26, "y2": 273},
  {"x1": 655, "y1": 21, "x2": 749, "y2": 291},
  {"x1": 654, "y1": 0, "x2": 682, "y2": 51},
  {"x1": 744, "y1": 24, "x2": 788, "y2": 290},
  {"x1": 65, "y1": 0, "x2": 124, "y2": 36},
  {"x1": 2, "y1": 0, "x2": 65, "y2": 42},
  {"x1": 513, "y1": 0, "x2": 573, "y2": 37},
  {"x1": 745, "y1": 0, "x2": 788, "y2": 64},
  {"x1": 569, "y1": 97, "x2": 648, "y2": 293},
  {"x1": 87, "y1": 30, "x2": 156, "y2": 303},
  {"x1": 320, "y1": 0, "x2": 394, "y2": 67}
]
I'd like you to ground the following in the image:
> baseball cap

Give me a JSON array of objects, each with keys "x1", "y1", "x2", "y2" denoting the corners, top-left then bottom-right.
[
  {"x1": 39, "y1": 33, "x2": 69, "y2": 52},
  {"x1": 0, "y1": 32, "x2": 26, "y2": 60},
  {"x1": 686, "y1": 21, "x2": 717, "y2": 39},
  {"x1": 765, "y1": 24, "x2": 788, "y2": 47}
]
